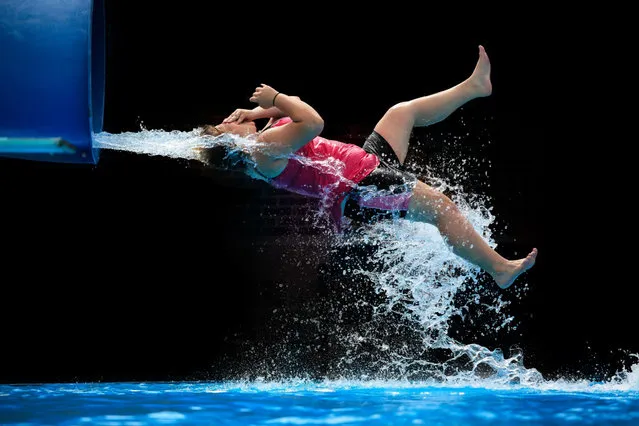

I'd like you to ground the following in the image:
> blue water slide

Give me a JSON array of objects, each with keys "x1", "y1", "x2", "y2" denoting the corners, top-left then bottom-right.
[{"x1": 0, "y1": 0, "x2": 105, "y2": 164}]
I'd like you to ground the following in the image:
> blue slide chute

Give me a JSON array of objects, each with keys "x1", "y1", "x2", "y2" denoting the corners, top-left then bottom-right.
[{"x1": 0, "y1": 0, "x2": 105, "y2": 164}]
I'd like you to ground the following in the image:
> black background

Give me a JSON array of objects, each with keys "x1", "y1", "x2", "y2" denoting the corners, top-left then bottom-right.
[{"x1": 1, "y1": 3, "x2": 633, "y2": 384}]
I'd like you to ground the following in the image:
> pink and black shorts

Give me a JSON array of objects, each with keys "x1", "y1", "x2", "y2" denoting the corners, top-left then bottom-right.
[{"x1": 344, "y1": 131, "x2": 418, "y2": 223}]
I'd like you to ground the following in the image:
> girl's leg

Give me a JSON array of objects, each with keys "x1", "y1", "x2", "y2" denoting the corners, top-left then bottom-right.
[
  {"x1": 374, "y1": 45, "x2": 493, "y2": 164},
  {"x1": 406, "y1": 180, "x2": 537, "y2": 289}
]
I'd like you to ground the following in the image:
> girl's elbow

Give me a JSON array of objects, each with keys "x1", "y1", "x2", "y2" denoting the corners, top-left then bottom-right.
[
  {"x1": 311, "y1": 116, "x2": 324, "y2": 134},
  {"x1": 302, "y1": 119, "x2": 323, "y2": 140}
]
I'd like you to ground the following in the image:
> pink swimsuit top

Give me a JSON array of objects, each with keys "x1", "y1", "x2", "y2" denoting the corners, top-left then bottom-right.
[{"x1": 267, "y1": 117, "x2": 380, "y2": 230}]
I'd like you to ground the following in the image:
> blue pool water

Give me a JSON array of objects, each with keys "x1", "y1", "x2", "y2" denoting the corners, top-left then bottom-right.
[{"x1": 2, "y1": 381, "x2": 639, "y2": 425}]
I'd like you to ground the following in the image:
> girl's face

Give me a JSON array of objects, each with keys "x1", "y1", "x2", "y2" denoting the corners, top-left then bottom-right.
[{"x1": 217, "y1": 121, "x2": 257, "y2": 137}]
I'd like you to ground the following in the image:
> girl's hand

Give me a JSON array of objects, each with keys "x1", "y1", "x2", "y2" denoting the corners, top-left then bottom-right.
[
  {"x1": 249, "y1": 84, "x2": 279, "y2": 109},
  {"x1": 223, "y1": 108, "x2": 254, "y2": 124}
]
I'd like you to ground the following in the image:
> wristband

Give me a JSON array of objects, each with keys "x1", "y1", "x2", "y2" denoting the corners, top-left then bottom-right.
[{"x1": 272, "y1": 92, "x2": 280, "y2": 106}]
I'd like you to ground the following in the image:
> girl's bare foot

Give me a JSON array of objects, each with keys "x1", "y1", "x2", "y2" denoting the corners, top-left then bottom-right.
[
  {"x1": 491, "y1": 248, "x2": 538, "y2": 289},
  {"x1": 469, "y1": 45, "x2": 492, "y2": 97}
]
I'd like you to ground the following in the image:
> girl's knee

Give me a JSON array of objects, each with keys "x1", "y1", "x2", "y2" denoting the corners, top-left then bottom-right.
[{"x1": 387, "y1": 102, "x2": 412, "y2": 120}]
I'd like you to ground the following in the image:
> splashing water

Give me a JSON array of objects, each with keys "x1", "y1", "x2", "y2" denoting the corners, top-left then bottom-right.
[
  {"x1": 91, "y1": 127, "x2": 637, "y2": 394},
  {"x1": 306, "y1": 179, "x2": 544, "y2": 387},
  {"x1": 94, "y1": 127, "x2": 240, "y2": 161}
]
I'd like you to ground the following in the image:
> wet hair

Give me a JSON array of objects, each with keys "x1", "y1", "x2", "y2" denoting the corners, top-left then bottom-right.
[
  {"x1": 200, "y1": 124, "x2": 224, "y2": 137},
  {"x1": 197, "y1": 125, "x2": 247, "y2": 173}
]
